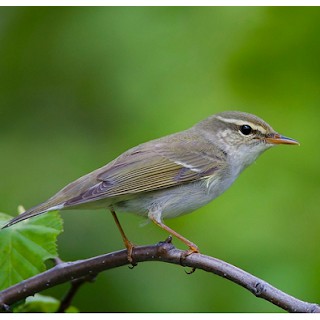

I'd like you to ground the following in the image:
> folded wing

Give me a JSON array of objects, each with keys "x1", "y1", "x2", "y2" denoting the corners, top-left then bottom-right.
[{"x1": 64, "y1": 133, "x2": 227, "y2": 207}]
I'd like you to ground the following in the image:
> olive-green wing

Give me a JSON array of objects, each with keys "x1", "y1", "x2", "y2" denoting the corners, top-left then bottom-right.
[{"x1": 64, "y1": 134, "x2": 227, "y2": 206}]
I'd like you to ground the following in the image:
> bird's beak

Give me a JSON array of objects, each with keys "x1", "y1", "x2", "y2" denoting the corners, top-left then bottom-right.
[{"x1": 265, "y1": 133, "x2": 300, "y2": 145}]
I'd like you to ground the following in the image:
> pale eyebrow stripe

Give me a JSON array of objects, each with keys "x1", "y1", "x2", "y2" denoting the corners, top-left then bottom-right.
[{"x1": 215, "y1": 116, "x2": 267, "y2": 134}]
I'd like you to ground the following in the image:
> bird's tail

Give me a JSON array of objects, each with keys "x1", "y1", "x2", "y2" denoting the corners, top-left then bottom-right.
[{"x1": 1, "y1": 201, "x2": 64, "y2": 229}]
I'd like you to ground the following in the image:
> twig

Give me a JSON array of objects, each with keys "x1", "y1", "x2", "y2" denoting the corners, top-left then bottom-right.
[
  {"x1": 52, "y1": 258, "x2": 96, "y2": 313},
  {"x1": 0, "y1": 238, "x2": 319, "y2": 313},
  {"x1": 56, "y1": 274, "x2": 96, "y2": 313}
]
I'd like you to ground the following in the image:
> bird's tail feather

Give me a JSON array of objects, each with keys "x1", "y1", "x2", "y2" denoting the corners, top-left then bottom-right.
[{"x1": 1, "y1": 201, "x2": 63, "y2": 229}]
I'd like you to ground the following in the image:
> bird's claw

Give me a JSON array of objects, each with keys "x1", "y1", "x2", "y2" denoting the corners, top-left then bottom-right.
[{"x1": 179, "y1": 246, "x2": 199, "y2": 274}]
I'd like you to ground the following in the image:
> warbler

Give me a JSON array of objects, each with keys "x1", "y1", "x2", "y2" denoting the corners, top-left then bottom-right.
[{"x1": 2, "y1": 111, "x2": 299, "y2": 259}]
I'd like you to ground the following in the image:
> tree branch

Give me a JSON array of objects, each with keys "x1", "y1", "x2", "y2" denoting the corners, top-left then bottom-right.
[{"x1": 0, "y1": 238, "x2": 319, "y2": 313}]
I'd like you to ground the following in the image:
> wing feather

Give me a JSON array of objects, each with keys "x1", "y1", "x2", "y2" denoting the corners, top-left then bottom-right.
[{"x1": 64, "y1": 132, "x2": 227, "y2": 207}]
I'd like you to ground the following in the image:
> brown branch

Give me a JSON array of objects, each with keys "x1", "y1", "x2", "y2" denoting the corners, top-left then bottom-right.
[{"x1": 0, "y1": 238, "x2": 319, "y2": 313}]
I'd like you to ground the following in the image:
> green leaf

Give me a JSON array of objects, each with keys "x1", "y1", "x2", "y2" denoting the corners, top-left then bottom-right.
[
  {"x1": 13, "y1": 294, "x2": 78, "y2": 313},
  {"x1": 0, "y1": 211, "x2": 63, "y2": 290}
]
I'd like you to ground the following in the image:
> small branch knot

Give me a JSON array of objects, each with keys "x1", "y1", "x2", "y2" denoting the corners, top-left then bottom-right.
[
  {"x1": 163, "y1": 236, "x2": 173, "y2": 244},
  {"x1": 156, "y1": 237, "x2": 175, "y2": 256},
  {"x1": 254, "y1": 282, "x2": 265, "y2": 297}
]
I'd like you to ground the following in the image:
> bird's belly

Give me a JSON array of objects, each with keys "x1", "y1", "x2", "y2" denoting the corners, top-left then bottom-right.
[{"x1": 114, "y1": 177, "x2": 234, "y2": 219}]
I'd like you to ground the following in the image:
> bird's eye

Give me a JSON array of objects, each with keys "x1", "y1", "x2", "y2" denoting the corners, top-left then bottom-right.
[{"x1": 240, "y1": 125, "x2": 252, "y2": 135}]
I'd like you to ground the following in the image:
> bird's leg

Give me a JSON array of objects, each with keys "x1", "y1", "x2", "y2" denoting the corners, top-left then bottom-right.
[
  {"x1": 110, "y1": 207, "x2": 137, "y2": 267},
  {"x1": 148, "y1": 209, "x2": 200, "y2": 256},
  {"x1": 150, "y1": 217, "x2": 199, "y2": 253},
  {"x1": 149, "y1": 215, "x2": 199, "y2": 274}
]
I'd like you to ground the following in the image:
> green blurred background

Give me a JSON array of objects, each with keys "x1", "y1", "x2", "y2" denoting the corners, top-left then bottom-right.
[{"x1": 0, "y1": 7, "x2": 319, "y2": 312}]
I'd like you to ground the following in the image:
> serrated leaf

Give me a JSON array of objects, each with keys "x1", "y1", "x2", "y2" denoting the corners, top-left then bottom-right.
[
  {"x1": 0, "y1": 211, "x2": 63, "y2": 290},
  {"x1": 13, "y1": 294, "x2": 78, "y2": 313}
]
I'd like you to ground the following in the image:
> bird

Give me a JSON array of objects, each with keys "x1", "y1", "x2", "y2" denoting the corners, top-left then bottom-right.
[{"x1": 2, "y1": 111, "x2": 299, "y2": 262}]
